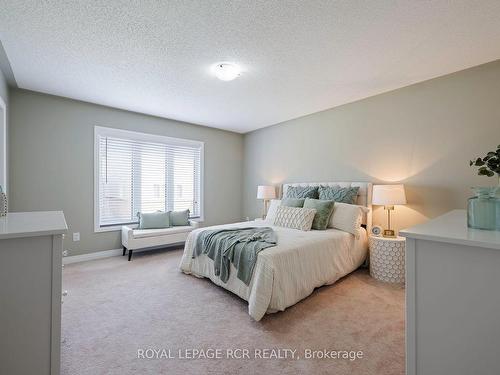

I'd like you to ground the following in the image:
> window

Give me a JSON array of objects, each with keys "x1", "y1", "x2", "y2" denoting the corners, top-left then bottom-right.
[{"x1": 94, "y1": 126, "x2": 203, "y2": 231}]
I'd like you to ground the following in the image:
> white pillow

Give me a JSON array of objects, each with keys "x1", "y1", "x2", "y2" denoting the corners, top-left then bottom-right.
[
  {"x1": 265, "y1": 199, "x2": 281, "y2": 224},
  {"x1": 329, "y1": 202, "x2": 370, "y2": 238},
  {"x1": 273, "y1": 206, "x2": 317, "y2": 231}
]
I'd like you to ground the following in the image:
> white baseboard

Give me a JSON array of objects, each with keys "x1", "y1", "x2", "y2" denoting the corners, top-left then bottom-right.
[{"x1": 63, "y1": 248, "x2": 122, "y2": 264}]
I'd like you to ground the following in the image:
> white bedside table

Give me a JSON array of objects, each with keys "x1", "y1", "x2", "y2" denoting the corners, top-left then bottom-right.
[{"x1": 368, "y1": 235, "x2": 406, "y2": 284}]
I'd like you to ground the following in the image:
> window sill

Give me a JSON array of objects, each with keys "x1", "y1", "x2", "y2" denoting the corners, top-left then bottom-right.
[
  {"x1": 94, "y1": 224, "x2": 136, "y2": 233},
  {"x1": 94, "y1": 217, "x2": 204, "y2": 233}
]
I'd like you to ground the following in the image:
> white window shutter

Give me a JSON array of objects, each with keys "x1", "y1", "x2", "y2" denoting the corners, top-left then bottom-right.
[{"x1": 96, "y1": 127, "x2": 203, "y2": 228}]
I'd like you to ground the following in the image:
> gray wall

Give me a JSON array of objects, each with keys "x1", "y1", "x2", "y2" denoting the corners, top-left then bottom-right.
[
  {"x1": 243, "y1": 60, "x2": 500, "y2": 232},
  {"x1": 8, "y1": 59, "x2": 500, "y2": 255},
  {"x1": 9, "y1": 89, "x2": 244, "y2": 256}
]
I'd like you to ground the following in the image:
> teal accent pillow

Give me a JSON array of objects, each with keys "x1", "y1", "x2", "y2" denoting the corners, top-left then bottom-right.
[
  {"x1": 284, "y1": 186, "x2": 319, "y2": 199},
  {"x1": 318, "y1": 186, "x2": 359, "y2": 204},
  {"x1": 137, "y1": 211, "x2": 171, "y2": 229},
  {"x1": 303, "y1": 198, "x2": 335, "y2": 230},
  {"x1": 281, "y1": 198, "x2": 305, "y2": 207},
  {"x1": 170, "y1": 209, "x2": 190, "y2": 226}
]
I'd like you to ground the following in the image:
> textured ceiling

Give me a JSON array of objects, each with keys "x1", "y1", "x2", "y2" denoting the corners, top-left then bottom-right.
[{"x1": 1, "y1": 1, "x2": 500, "y2": 133}]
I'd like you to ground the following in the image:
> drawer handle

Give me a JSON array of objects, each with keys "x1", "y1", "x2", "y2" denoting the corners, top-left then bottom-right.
[{"x1": 62, "y1": 290, "x2": 68, "y2": 297}]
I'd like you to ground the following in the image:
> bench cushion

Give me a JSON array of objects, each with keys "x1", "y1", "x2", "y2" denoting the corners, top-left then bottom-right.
[{"x1": 131, "y1": 225, "x2": 194, "y2": 239}]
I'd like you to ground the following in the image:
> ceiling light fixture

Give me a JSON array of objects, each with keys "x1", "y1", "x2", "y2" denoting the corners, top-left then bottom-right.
[{"x1": 212, "y1": 62, "x2": 242, "y2": 81}]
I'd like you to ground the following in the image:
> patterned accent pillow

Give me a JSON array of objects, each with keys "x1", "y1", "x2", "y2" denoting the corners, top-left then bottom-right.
[
  {"x1": 318, "y1": 185, "x2": 359, "y2": 204},
  {"x1": 273, "y1": 206, "x2": 317, "y2": 231},
  {"x1": 284, "y1": 186, "x2": 319, "y2": 199}
]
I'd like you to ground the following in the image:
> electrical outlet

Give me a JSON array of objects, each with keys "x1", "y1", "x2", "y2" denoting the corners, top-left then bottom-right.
[{"x1": 73, "y1": 232, "x2": 80, "y2": 242}]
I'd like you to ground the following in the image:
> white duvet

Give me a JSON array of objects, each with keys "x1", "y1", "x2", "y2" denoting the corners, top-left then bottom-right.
[{"x1": 179, "y1": 221, "x2": 368, "y2": 321}]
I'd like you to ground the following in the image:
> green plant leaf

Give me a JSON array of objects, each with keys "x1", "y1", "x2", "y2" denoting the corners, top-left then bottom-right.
[
  {"x1": 470, "y1": 148, "x2": 500, "y2": 177},
  {"x1": 489, "y1": 163, "x2": 499, "y2": 172}
]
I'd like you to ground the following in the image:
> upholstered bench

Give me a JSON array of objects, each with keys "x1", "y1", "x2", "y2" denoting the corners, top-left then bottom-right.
[{"x1": 121, "y1": 221, "x2": 199, "y2": 261}]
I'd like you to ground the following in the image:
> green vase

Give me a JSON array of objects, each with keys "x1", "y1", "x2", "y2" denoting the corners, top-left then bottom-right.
[{"x1": 467, "y1": 187, "x2": 500, "y2": 230}]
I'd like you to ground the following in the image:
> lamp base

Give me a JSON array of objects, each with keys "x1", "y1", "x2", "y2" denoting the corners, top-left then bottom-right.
[
  {"x1": 261, "y1": 199, "x2": 269, "y2": 220},
  {"x1": 383, "y1": 205, "x2": 396, "y2": 237},
  {"x1": 383, "y1": 229, "x2": 396, "y2": 238}
]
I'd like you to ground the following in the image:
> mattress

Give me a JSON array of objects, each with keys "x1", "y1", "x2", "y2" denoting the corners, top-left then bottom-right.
[{"x1": 179, "y1": 221, "x2": 368, "y2": 321}]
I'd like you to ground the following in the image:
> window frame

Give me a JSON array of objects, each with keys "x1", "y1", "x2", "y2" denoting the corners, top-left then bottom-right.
[{"x1": 94, "y1": 126, "x2": 204, "y2": 233}]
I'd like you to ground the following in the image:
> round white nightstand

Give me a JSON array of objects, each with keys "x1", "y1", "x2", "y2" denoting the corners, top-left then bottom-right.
[{"x1": 368, "y1": 236, "x2": 406, "y2": 284}]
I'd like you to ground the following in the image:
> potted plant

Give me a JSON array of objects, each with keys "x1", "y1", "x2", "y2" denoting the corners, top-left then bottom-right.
[{"x1": 468, "y1": 145, "x2": 500, "y2": 230}]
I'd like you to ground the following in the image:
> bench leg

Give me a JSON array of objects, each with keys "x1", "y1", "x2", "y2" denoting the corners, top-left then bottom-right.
[
  {"x1": 128, "y1": 250, "x2": 133, "y2": 261},
  {"x1": 122, "y1": 246, "x2": 127, "y2": 256}
]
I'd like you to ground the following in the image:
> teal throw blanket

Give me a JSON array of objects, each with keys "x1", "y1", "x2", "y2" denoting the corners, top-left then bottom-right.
[{"x1": 192, "y1": 227, "x2": 277, "y2": 285}]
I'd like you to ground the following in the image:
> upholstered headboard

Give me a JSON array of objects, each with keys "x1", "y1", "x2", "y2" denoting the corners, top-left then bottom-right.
[{"x1": 280, "y1": 182, "x2": 373, "y2": 230}]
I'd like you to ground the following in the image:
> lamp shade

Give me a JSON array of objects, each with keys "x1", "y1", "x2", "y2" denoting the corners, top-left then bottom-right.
[
  {"x1": 257, "y1": 185, "x2": 276, "y2": 200},
  {"x1": 372, "y1": 184, "x2": 407, "y2": 206}
]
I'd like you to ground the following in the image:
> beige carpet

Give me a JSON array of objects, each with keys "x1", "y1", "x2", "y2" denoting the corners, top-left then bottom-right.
[{"x1": 62, "y1": 248, "x2": 405, "y2": 375}]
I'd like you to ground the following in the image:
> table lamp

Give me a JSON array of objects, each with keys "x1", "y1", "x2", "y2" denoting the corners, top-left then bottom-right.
[
  {"x1": 257, "y1": 185, "x2": 276, "y2": 219},
  {"x1": 372, "y1": 184, "x2": 407, "y2": 237}
]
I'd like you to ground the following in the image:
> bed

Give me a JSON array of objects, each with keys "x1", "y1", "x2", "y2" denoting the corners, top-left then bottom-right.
[{"x1": 179, "y1": 182, "x2": 372, "y2": 321}]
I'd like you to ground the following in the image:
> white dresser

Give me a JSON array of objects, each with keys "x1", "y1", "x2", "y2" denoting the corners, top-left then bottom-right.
[
  {"x1": 0, "y1": 211, "x2": 67, "y2": 375},
  {"x1": 401, "y1": 210, "x2": 500, "y2": 375}
]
